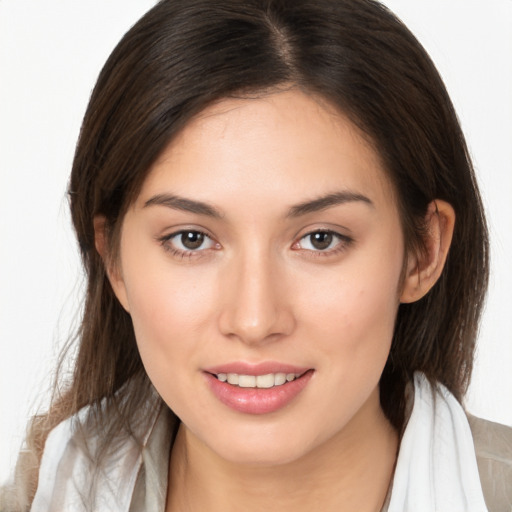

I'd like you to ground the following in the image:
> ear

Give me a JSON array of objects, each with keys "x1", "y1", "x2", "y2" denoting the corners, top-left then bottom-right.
[
  {"x1": 93, "y1": 215, "x2": 130, "y2": 312},
  {"x1": 400, "y1": 200, "x2": 455, "y2": 303}
]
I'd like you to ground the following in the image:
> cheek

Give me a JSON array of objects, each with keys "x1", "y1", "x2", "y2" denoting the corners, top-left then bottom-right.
[
  {"x1": 297, "y1": 243, "x2": 403, "y2": 363},
  {"x1": 123, "y1": 271, "x2": 218, "y2": 417},
  {"x1": 119, "y1": 244, "x2": 218, "y2": 384}
]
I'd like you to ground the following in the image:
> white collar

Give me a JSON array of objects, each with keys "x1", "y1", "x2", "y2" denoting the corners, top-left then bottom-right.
[{"x1": 387, "y1": 373, "x2": 487, "y2": 511}]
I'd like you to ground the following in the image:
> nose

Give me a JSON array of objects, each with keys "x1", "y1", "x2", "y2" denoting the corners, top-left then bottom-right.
[{"x1": 218, "y1": 249, "x2": 295, "y2": 346}]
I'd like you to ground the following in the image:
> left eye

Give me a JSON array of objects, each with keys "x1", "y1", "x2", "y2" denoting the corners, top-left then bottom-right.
[
  {"x1": 166, "y1": 230, "x2": 216, "y2": 251},
  {"x1": 298, "y1": 231, "x2": 344, "y2": 251}
]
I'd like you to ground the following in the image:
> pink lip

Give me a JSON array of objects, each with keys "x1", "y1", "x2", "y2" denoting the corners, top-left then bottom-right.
[
  {"x1": 203, "y1": 362, "x2": 314, "y2": 415},
  {"x1": 204, "y1": 361, "x2": 311, "y2": 376}
]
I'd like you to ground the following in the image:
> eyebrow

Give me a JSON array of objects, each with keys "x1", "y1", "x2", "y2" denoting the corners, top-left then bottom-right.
[
  {"x1": 143, "y1": 194, "x2": 223, "y2": 218},
  {"x1": 143, "y1": 190, "x2": 373, "y2": 219},
  {"x1": 286, "y1": 191, "x2": 374, "y2": 217}
]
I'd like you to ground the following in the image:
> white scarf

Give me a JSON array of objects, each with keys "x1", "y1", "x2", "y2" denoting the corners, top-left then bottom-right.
[
  {"x1": 387, "y1": 373, "x2": 488, "y2": 511},
  {"x1": 31, "y1": 373, "x2": 488, "y2": 511}
]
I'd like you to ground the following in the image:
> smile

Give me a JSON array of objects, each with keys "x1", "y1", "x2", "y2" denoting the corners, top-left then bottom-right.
[
  {"x1": 205, "y1": 367, "x2": 314, "y2": 414},
  {"x1": 215, "y1": 372, "x2": 301, "y2": 388}
]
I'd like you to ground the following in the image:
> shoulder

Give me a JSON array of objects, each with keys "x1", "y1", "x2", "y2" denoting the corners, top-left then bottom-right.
[{"x1": 467, "y1": 414, "x2": 512, "y2": 512}]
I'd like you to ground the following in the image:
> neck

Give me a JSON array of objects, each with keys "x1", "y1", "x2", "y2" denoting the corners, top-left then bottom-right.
[{"x1": 166, "y1": 388, "x2": 398, "y2": 512}]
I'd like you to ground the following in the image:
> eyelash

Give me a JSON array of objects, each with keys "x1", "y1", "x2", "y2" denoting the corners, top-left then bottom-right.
[
  {"x1": 158, "y1": 229, "x2": 353, "y2": 260},
  {"x1": 294, "y1": 230, "x2": 353, "y2": 258},
  {"x1": 158, "y1": 230, "x2": 217, "y2": 260}
]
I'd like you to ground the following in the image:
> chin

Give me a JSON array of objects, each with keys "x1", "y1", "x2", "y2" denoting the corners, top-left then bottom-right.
[
  {"x1": 217, "y1": 442, "x2": 310, "y2": 467},
  {"x1": 198, "y1": 422, "x2": 319, "y2": 467}
]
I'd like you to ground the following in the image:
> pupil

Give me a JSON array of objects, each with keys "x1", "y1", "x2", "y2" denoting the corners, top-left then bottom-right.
[
  {"x1": 311, "y1": 232, "x2": 332, "y2": 250},
  {"x1": 182, "y1": 231, "x2": 204, "y2": 250}
]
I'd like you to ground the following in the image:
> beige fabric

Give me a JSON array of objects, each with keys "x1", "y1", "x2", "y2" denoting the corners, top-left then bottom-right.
[{"x1": 468, "y1": 414, "x2": 512, "y2": 512}]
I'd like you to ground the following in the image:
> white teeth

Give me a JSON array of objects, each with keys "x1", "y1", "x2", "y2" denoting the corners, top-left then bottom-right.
[
  {"x1": 274, "y1": 373, "x2": 287, "y2": 386},
  {"x1": 217, "y1": 372, "x2": 302, "y2": 388},
  {"x1": 256, "y1": 374, "x2": 274, "y2": 388},
  {"x1": 227, "y1": 373, "x2": 239, "y2": 385},
  {"x1": 238, "y1": 375, "x2": 256, "y2": 388}
]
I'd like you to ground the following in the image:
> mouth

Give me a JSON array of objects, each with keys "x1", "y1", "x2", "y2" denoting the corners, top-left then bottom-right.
[
  {"x1": 204, "y1": 366, "x2": 314, "y2": 414},
  {"x1": 212, "y1": 371, "x2": 304, "y2": 389}
]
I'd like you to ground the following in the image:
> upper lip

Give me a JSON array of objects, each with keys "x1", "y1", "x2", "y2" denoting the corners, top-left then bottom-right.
[{"x1": 203, "y1": 361, "x2": 312, "y2": 376}]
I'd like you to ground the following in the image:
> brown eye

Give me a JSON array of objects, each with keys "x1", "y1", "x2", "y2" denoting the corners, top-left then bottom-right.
[
  {"x1": 181, "y1": 231, "x2": 205, "y2": 250},
  {"x1": 310, "y1": 232, "x2": 333, "y2": 250},
  {"x1": 162, "y1": 230, "x2": 216, "y2": 254},
  {"x1": 296, "y1": 230, "x2": 352, "y2": 254}
]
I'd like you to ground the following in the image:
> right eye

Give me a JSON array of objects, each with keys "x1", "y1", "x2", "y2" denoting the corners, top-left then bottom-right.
[{"x1": 160, "y1": 230, "x2": 217, "y2": 256}]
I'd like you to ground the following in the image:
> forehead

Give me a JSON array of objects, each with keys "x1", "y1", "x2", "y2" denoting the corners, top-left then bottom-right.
[{"x1": 136, "y1": 89, "x2": 395, "y2": 214}]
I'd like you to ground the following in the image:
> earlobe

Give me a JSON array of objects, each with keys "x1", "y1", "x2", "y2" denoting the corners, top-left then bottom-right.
[
  {"x1": 400, "y1": 200, "x2": 455, "y2": 304},
  {"x1": 93, "y1": 215, "x2": 107, "y2": 260},
  {"x1": 93, "y1": 215, "x2": 130, "y2": 312}
]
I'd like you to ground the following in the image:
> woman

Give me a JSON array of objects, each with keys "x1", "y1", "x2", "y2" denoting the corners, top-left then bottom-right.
[{"x1": 6, "y1": 0, "x2": 512, "y2": 510}]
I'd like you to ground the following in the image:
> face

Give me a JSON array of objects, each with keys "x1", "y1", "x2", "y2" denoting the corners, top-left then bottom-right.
[{"x1": 111, "y1": 89, "x2": 407, "y2": 466}]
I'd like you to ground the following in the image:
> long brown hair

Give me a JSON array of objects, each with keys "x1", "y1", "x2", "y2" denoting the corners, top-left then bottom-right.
[{"x1": 13, "y1": 0, "x2": 489, "y2": 507}]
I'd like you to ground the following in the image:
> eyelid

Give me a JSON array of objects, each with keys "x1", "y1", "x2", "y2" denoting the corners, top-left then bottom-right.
[
  {"x1": 292, "y1": 228, "x2": 354, "y2": 255},
  {"x1": 157, "y1": 228, "x2": 220, "y2": 259}
]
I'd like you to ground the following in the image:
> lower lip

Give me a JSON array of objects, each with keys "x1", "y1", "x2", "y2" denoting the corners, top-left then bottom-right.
[{"x1": 204, "y1": 370, "x2": 314, "y2": 415}]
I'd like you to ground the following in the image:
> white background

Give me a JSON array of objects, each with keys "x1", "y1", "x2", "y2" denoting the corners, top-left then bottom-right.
[{"x1": 1, "y1": 0, "x2": 511, "y2": 486}]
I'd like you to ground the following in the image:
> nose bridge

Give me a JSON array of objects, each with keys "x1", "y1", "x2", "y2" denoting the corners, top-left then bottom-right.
[{"x1": 219, "y1": 242, "x2": 293, "y2": 344}]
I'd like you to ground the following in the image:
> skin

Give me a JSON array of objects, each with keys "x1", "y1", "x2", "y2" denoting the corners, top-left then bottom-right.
[{"x1": 99, "y1": 89, "x2": 455, "y2": 512}]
